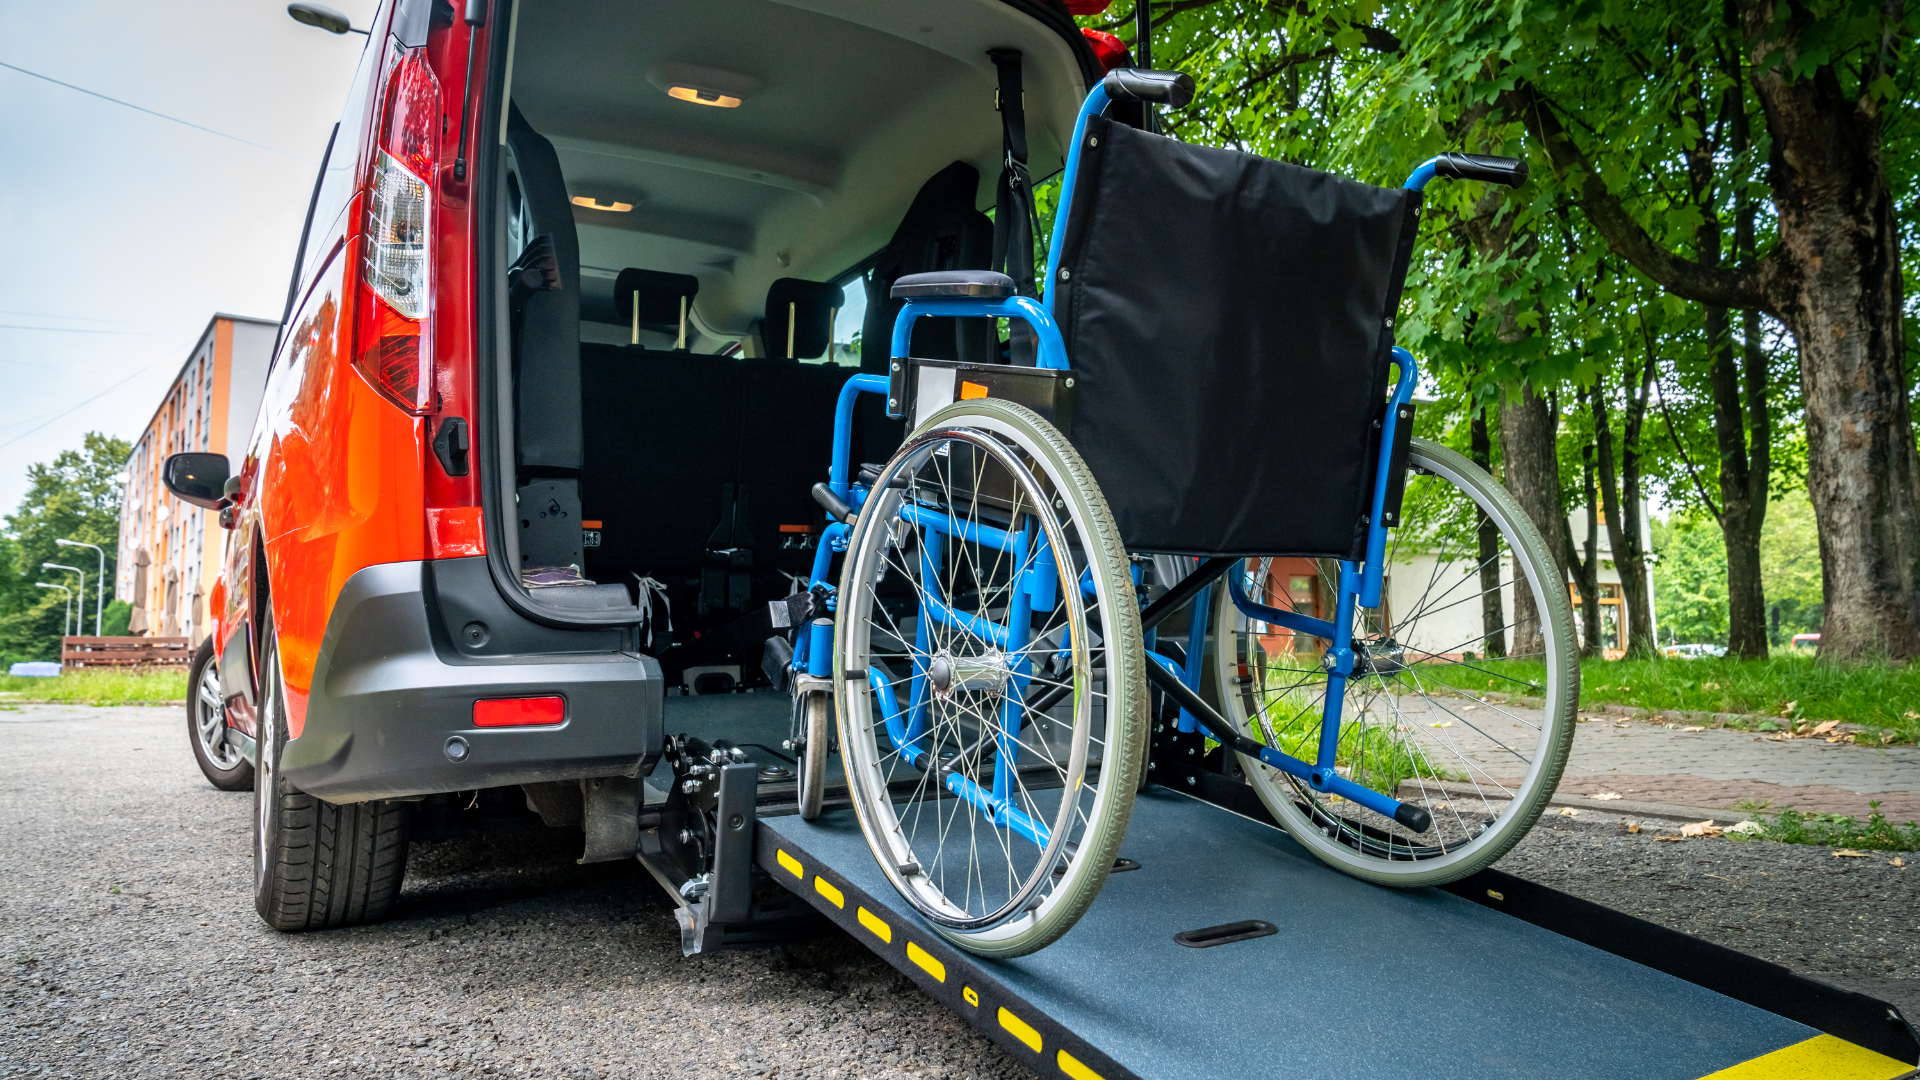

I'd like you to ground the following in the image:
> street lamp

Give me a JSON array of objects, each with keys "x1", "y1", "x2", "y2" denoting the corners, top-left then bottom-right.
[
  {"x1": 43, "y1": 563, "x2": 84, "y2": 637},
  {"x1": 55, "y1": 539, "x2": 105, "y2": 636},
  {"x1": 35, "y1": 582, "x2": 72, "y2": 640}
]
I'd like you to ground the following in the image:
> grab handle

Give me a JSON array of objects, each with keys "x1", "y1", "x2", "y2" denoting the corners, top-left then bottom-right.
[
  {"x1": 1101, "y1": 68, "x2": 1195, "y2": 107},
  {"x1": 1433, "y1": 152, "x2": 1528, "y2": 187}
]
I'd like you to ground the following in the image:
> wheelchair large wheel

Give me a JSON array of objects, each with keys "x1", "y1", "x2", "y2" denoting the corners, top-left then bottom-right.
[
  {"x1": 1214, "y1": 437, "x2": 1577, "y2": 887},
  {"x1": 835, "y1": 399, "x2": 1146, "y2": 958}
]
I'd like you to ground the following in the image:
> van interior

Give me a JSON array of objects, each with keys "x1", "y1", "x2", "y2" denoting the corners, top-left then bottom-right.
[{"x1": 483, "y1": 0, "x2": 1096, "y2": 698}]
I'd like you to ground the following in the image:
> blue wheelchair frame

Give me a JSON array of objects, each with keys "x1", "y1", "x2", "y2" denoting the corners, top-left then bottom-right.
[{"x1": 795, "y1": 77, "x2": 1463, "y2": 841}]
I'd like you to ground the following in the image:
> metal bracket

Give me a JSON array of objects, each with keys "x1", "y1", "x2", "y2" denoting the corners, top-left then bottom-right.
[{"x1": 678, "y1": 762, "x2": 759, "y2": 955}]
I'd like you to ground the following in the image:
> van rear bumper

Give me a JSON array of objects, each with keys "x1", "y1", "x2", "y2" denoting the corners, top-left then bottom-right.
[{"x1": 280, "y1": 559, "x2": 662, "y2": 803}]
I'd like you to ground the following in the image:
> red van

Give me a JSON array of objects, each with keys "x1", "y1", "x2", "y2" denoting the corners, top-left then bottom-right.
[{"x1": 165, "y1": 0, "x2": 1112, "y2": 930}]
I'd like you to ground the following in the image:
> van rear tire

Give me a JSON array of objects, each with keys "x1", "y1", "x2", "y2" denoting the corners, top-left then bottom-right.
[{"x1": 252, "y1": 614, "x2": 412, "y2": 930}]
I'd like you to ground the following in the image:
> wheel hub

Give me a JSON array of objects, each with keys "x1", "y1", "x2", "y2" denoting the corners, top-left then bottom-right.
[
  {"x1": 1355, "y1": 637, "x2": 1406, "y2": 676},
  {"x1": 926, "y1": 651, "x2": 1010, "y2": 699}
]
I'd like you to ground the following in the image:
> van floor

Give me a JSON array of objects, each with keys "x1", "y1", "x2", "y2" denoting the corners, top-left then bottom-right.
[{"x1": 659, "y1": 691, "x2": 846, "y2": 805}]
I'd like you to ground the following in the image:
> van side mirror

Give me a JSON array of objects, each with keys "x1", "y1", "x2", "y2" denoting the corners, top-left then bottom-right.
[
  {"x1": 287, "y1": 2, "x2": 360, "y2": 35},
  {"x1": 163, "y1": 453, "x2": 232, "y2": 510}
]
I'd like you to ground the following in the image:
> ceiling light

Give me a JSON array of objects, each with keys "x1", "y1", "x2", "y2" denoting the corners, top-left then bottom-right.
[
  {"x1": 667, "y1": 85, "x2": 742, "y2": 108},
  {"x1": 570, "y1": 196, "x2": 633, "y2": 212},
  {"x1": 649, "y1": 62, "x2": 760, "y2": 107}
]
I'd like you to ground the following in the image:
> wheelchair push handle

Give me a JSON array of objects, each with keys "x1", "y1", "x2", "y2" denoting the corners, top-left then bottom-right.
[
  {"x1": 1102, "y1": 68, "x2": 1195, "y2": 107},
  {"x1": 1433, "y1": 152, "x2": 1528, "y2": 188}
]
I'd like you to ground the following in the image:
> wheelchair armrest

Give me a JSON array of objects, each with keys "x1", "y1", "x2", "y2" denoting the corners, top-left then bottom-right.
[
  {"x1": 1102, "y1": 68, "x2": 1195, "y2": 108},
  {"x1": 890, "y1": 270, "x2": 1015, "y2": 300},
  {"x1": 1433, "y1": 152, "x2": 1528, "y2": 188}
]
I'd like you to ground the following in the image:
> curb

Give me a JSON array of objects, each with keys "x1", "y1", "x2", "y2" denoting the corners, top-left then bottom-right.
[{"x1": 1547, "y1": 792, "x2": 1754, "y2": 824}]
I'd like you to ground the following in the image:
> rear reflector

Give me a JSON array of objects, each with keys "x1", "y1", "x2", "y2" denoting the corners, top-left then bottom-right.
[{"x1": 473, "y1": 696, "x2": 566, "y2": 728}]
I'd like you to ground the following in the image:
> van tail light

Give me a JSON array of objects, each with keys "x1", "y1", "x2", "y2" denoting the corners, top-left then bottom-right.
[
  {"x1": 1080, "y1": 29, "x2": 1131, "y2": 72},
  {"x1": 354, "y1": 47, "x2": 442, "y2": 414}
]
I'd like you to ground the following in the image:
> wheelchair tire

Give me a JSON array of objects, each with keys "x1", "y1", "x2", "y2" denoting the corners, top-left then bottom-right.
[
  {"x1": 834, "y1": 399, "x2": 1146, "y2": 958},
  {"x1": 793, "y1": 686, "x2": 831, "y2": 820},
  {"x1": 1214, "y1": 437, "x2": 1578, "y2": 887}
]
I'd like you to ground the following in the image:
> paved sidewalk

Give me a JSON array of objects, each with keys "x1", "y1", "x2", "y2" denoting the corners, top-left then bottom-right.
[{"x1": 1557, "y1": 713, "x2": 1920, "y2": 821}]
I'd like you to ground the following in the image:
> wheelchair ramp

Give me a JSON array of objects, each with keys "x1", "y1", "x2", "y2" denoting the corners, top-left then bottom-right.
[{"x1": 758, "y1": 788, "x2": 1917, "y2": 1080}]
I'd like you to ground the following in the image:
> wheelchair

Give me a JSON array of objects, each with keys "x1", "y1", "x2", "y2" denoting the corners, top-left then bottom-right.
[{"x1": 788, "y1": 70, "x2": 1576, "y2": 957}]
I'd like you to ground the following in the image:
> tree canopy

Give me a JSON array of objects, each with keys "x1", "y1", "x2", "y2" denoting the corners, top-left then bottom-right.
[{"x1": 1078, "y1": 0, "x2": 1918, "y2": 660}]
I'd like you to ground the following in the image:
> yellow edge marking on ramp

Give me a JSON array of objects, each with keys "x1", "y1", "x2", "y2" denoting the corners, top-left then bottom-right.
[
  {"x1": 776, "y1": 849, "x2": 803, "y2": 879},
  {"x1": 857, "y1": 906, "x2": 891, "y2": 943},
  {"x1": 998, "y1": 1007, "x2": 1042, "y2": 1053},
  {"x1": 1056, "y1": 1048, "x2": 1105, "y2": 1080},
  {"x1": 813, "y1": 876, "x2": 844, "y2": 908},
  {"x1": 1695, "y1": 1034, "x2": 1916, "y2": 1080},
  {"x1": 907, "y1": 941, "x2": 945, "y2": 982}
]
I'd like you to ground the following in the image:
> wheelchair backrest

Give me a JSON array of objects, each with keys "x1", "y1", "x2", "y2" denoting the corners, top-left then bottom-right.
[{"x1": 1054, "y1": 115, "x2": 1419, "y2": 560}]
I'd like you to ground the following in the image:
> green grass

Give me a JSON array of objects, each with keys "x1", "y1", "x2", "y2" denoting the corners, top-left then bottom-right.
[
  {"x1": 1437, "y1": 655, "x2": 1920, "y2": 744},
  {"x1": 1242, "y1": 671, "x2": 1460, "y2": 794},
  {"x1": 0, "y1": 667, "x2": 187, "y2": 706},
  {"x1": 1741, "y1": 804, "x2": 1920, "y2": 851}
]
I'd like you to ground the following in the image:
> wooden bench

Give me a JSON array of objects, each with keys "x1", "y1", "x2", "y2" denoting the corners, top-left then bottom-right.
[{"x1": 60, "y1": 637, "x2": 193, "y2": 668}]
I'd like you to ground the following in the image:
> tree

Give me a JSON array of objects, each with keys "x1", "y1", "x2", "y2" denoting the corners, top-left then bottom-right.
[
  {"x1": 0, "y1": 433, "x2": 130, "y2": 664},
  {"x1": 1501, "y1": 0, "x2": 1920, "y2": 660}
]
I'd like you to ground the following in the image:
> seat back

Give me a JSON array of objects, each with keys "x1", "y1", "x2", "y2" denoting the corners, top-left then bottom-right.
[
  {"x1": 615, "y1": 268, "x2": 700, "y2": 346},
  {"x1": 578, "y1": 345, "x2": 847, "y2": 627},
  {"x1": 761, "y1": 278, "x2": 842, "y2": 361},
  {"x1": 1052, "y1": 115, "x2": 1419, "y2": 559},
  {"x1": 861, "y1": 162, "x2": 996, "y2": 373},
  {"x1": 506, "y1": 104, "x2": 588, "y2": 573}
]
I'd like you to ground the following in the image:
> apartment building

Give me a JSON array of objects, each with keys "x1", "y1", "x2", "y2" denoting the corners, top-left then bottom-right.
[{"x1": 117, "y1": 314, "x2": 274, "y2": 642}]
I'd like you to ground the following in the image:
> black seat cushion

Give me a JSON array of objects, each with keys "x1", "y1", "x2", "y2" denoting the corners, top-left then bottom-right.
[
  {"x1": 578, "y1": 345, "x2": 856, "y2": 627},
  {"x1": 891, "y1": 270, "x2": 1015, "y2": 299}
]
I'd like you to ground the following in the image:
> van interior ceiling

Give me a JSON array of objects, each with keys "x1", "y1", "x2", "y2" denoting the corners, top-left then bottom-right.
[{"x1": 482, "y1": 0, "x2": 1090, "y2": 692}]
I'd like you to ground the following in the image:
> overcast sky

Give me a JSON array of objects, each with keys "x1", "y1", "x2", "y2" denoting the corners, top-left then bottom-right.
[{"x1": 0, "y1": 0, "x2": 379, "y2": 512}]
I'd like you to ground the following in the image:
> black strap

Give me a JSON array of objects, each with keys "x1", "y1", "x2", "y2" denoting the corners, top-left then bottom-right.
[{"x1": 988, "y1": 48, "x2": 1040, "y2": 364}]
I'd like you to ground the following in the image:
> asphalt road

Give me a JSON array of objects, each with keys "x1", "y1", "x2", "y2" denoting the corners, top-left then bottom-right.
[{"x1": 3, "y1": 706, "x2": 1914, "y2": 1080}]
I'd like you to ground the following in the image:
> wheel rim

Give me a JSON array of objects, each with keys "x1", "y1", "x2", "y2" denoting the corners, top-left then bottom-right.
[
  {"x1": 1216, "y1": 441, "x2": 1573, "y2": 879},
  {"x1": 194, "y1": 661, "x2": 243, "y2": 771},
  {"x1": 836, "y1": 412, "x2": 1132, "y2": 943},
  {"x1": 253, "y1": 647, "x2": 279, "y2": 895}
]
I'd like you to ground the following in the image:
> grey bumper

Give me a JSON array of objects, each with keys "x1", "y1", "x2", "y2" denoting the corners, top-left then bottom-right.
[{"x1": 281, "y1": 559, "x2": 662, "y2": 803}]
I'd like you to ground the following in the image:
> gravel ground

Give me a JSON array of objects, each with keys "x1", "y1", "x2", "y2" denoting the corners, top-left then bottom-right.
[
  {"x1": 1497, "y1": 811, "x2": 1919, "y2": 1022},
  {"x1": 3, "y1": 706, "x2": 1914, "y2": 1080}
]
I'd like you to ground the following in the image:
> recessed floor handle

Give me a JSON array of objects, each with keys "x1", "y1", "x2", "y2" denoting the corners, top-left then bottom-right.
[{"x1": 1173, "y1": 919, "x2": 1278, "y2": 949}]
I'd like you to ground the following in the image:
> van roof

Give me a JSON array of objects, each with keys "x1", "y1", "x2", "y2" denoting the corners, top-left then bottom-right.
[{"x1": 507, "y1": 0, "x2": 1092, "y2": 337}]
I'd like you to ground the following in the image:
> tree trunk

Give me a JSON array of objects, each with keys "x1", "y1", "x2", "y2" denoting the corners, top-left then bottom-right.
[
  {"x1": 1559, "y1": 413, "x2": 1602, "y2": 657},
  {"x1": 1705, "y1": 304, "x2": 1770, "y2": 658},
  {"x1": 1463, "y1": 191, "x2": 1565, "y2": 664},
  {"x1": 1594, "y1": 355, "x2": 1659, "y2": 658},
  {"x1": 1743, "y1": 7, "x2": 1920, "y2": 660},
  {"x1": 1696, "y1": 40, "x2": 1772, "y2": 660},
  {"x1": 1469, "y1": 406, "x2": 1508, "y2": 659},
  {"x1": 1500, "y1": 384, "x2": 1564, "y2": 661}
]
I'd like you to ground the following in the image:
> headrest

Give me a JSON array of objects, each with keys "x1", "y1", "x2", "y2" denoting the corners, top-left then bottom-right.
[
  {"x1": 762, "y1": 278, "x2": 843, "y2": 361},
  {"x1": 615, "y1": 268, "x2": 700, "y2": 347}
]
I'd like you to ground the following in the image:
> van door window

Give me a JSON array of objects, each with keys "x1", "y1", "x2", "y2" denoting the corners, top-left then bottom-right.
[{"x1": 299, "y1": 28, "x2": 382, "y2": 289}]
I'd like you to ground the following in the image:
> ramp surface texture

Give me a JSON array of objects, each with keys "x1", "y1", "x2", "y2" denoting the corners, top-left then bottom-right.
[{"x1": 762, "y1": 788, "x2": 1913, "y2": 1080}]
